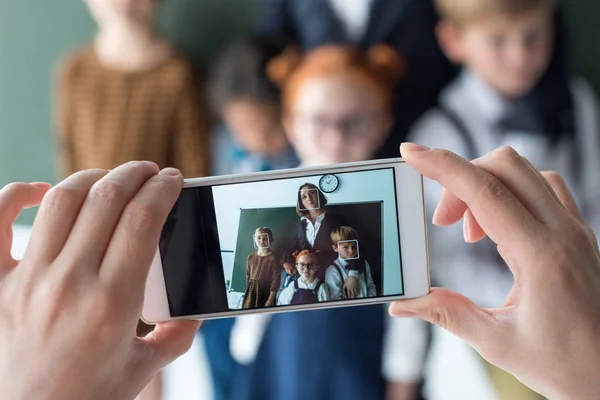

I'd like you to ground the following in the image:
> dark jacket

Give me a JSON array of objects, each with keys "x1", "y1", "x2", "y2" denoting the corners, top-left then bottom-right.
[
  {"x1": 256, "y1": 0, "x2": 573, "y2": 158},
  {"x1": 293, "y1": 212, "x2": 347, "y2": 268}
]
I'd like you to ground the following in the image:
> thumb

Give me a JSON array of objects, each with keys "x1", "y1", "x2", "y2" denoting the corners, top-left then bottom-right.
[
  {"x1": 138, "y1": 320, "x2": 202, "y2": 369},
  {"x1": 389, "y1": 288, "x2": 499, "y2": 347}
]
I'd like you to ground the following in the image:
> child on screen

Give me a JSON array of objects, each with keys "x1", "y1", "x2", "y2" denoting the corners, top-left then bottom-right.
[
  {"x1": 277, "y1": 250, "x2": 329, "y2": 306},
  {"x1": 242, "y1": 227, "x2": 280, "y2": 309}
]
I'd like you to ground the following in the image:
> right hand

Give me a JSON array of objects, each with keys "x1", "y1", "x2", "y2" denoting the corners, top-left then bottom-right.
[
  {"x1": 0, "y1": 162, "x2": 201, "y2": 400},
  {"x1": 343, "y1": 275, "x2": 359, "y2": 298},
  {"x1": 390, "y1": 144, "x2": 600, "y2": 400}
]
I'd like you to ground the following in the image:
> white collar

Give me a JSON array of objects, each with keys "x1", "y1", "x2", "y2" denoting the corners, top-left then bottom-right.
[
  {"x1": 460, "y1": 69, "x2": 512, "y2": 125},
  {"x1": 301, "y1": 211, "x2": 327, "y2": 224},
  {"x1": 337, "y1": 256, "x2": 349, "y2": 267}
]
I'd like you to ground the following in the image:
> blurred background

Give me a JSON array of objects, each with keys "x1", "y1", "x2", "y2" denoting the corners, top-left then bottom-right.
[{"x1": 3, "y1": 1, "x2": 600, "y2": 400}]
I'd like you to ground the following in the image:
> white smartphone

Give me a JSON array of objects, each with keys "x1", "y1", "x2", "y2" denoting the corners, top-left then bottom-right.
[{"x1": 142, "y1": 158, "x2": 430, "y2": 323}]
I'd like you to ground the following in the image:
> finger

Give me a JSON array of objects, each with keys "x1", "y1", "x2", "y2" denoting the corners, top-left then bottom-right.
[
  {"x1": 0, "y1": 182, "x2": 52, "y2": 270},
  {"x1": 401, "y1": 144, "x2": 539, "y2": 251},
  {"x1": 389, "y1": 287, "x2": 500, "y2": 349},
  {"x1": 432, "y1": 188, "x2": 466, "y2": 227},
  {"x1": 100, "y1": 168, "x2": 183, "y2": 304},
  {"x1": 540, "y1": 171, "x2": 583, "y2": 222},
  {"x1": 58, "y1": 161, "x2": 159, "y2": 273},
  {"x1": 463, "y1": 208, "x2": 487, "y2": 243},
  {"x1": 25, "y1": 170, "x2": 109, "y2": 265},
  {"x1": 138, "y1": 320, "x2": 202, "y2": 369}
]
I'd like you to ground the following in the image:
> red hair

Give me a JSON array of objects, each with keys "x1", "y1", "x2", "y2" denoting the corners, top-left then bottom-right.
[
  {"x1": 293, "y1": 249, "x2": 320, "y2": 263},
  {"x1": 267, "y1": 44, "x2": 406, "y2": 116}
]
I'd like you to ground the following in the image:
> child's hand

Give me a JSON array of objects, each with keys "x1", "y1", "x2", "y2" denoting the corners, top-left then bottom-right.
[
  {"x1": 344, "y1": 276, "x2": 359, "y2": 299},
  {"x1": 265, "y1": 298, "x2": 275, "y2": 307}
]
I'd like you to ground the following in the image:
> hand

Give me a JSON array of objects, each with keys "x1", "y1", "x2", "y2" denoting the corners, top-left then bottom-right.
[
  {"x1": 265, "y1": 298, "x2": 275, "y2": 307},
  {"x1": 386, "y1": 381, "x2": 420, "y2": 400},
  {"x1": 343, "y1": 275, "x2": 359, "y2": 298},
  {"x1": 0, "y1": 162, "x2": 201, "y2": 400},
  {"x1": 390, "y1": 144, "x2": 600, "y2": 400}
]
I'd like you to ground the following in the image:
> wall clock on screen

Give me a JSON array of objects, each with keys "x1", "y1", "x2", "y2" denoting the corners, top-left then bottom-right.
[{"x1": 319, "y1": 174, "x2": 339, "y2": 193}]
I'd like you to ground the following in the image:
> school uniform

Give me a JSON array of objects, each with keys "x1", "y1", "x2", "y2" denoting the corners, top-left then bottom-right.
[
  {"x1": 277, "y1": 277, "x2": 329, "y2": 305},
  {"x1": 256, "y1": 0, "x2": 571, "y2": 160},
  {"x1": 210, "y1": 124, "x2": 299, "y2": 176},
  {"x1": 202, "y1": 126, "x2": 298, "y2": 400},
  {"x1": 275, "y1": 270, "x2": 299, "y2": 303},
  {"x1": 325, "y1": 256, "x2": 377, "y2": 300},
  {"x1": 408, "y1": 69, "x2": 600, "y2": 308}
]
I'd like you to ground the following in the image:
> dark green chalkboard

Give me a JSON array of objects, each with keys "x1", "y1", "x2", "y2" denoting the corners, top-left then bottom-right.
[{"x1": 230, "y1": 202, "x2": 384, "y2": 294}]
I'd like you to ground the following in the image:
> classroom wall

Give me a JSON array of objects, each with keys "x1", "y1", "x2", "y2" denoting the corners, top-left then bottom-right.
[{"x1": 0, "y1": 0, "x2": 262, "y2": 224}]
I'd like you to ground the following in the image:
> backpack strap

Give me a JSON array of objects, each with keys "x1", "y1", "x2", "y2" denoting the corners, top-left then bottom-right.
[{"x1": 437, "y1": 106, "x2": 478, "y2": 161}]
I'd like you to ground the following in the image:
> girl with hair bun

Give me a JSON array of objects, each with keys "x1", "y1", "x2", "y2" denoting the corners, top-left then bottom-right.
[
  {"x1": 277, "y1": 249, "x2": 329, "y2": 306},
  {"x1": 267, "y1": 44, "x2": 405, "y2": 166}
]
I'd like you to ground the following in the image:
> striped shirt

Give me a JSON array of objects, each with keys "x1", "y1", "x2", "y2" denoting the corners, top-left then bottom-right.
[{"x1": 55, "y1": 46, "x2": 209, "y2": 179}]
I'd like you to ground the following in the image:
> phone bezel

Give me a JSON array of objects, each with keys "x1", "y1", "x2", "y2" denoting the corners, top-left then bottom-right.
[{"x1": 142, "y1": 158, "x2": 430, "y2": 323}]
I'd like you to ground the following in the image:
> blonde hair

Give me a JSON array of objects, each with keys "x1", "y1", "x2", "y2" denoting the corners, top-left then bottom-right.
[
  {"x1": 434, "y1": 0, "x2": 554, "y2": 25},
  {"x1": 331, "y1": 226, "x2": 359, "y2": 245}
]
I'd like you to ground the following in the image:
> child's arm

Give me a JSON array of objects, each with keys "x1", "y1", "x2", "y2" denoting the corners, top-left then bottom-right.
[
  {"x1": 382, "y1": 314, "x2": 429, "y2": 400},
  {"x1": 172, "y1": 64, "x2": 210, "y2": 178},
  {"x1": 324, "y1": 266, "x2": 344, "y2": 300},
  {"x1": 343, "y1": 276, "x2": 359, "y2": 299},
  {"x1": 318, "y1": 283, "x2": 329, "y2": 302},
  {"x1": 265, "y1": 258, "x2": 281, "y2": 307},
  {"x1": 246, "y1": 255, "x2": 251, "y2": 283},
  {"x1": 365, "y1": 260, "x2": 377, "y2": 298},
  {"x1": 276, "y1": 284, "x2": 293, "y2": 306}
]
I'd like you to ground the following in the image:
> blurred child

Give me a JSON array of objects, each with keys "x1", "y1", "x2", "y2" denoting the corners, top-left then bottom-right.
[
  {"x1": 269, "y1": 45, "x2": 403, "y2": 165},
  {"x1": 408, "y1": 0, "x2": 600, "y2": 398},
  {"x1": 277, "y1": 250, "x2": 329, "y2": 305},
  {"x1": 242, "y1": 227, "x2": 280, "y2": 309},
  {"x1": 325, "y1": 226, "x2": 377, "y2": 300},
  {"x1": 276, "y1": 251, "x2": 300, "y2": 303},
  {"x1": 55, "y1": 2, "x2": 209, "y2": 399},
  {"x1": 204, "y1": 35, "x2": 299, "y2": 400},
  {"x1": 208, "y1": 35, "x2": 299, "y2": 175},
  {"x1": 55, "y1": 0, "x2": 208, "y2": 179},
  {"x1": 230, "y1": 45, "x2": 429, "y2": 400},
  {"x1": 410, "y1": 0, "x2": 600, "y2": 313}
]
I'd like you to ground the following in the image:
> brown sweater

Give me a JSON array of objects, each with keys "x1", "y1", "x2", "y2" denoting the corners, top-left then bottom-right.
[{"x1": 55, "y1": 46, "x2": 209, "y2": 179}]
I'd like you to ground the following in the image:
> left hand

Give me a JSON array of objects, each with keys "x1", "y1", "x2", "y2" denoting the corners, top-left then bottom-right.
[
  {"x1": 386, "y1": 381, "x2": 420, "y2": 400},
  {"x1": 0, "y1": 163, "x2": 201, "y2": 400}
]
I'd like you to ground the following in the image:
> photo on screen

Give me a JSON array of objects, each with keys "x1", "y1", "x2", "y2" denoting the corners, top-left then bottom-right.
[{"x1": 158, "y1": 168, "x2": 404, "y2": 317}]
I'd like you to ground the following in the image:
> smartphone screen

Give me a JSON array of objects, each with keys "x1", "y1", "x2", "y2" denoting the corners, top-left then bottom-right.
[{"x1": 159, "y1": 166, "x2": 405, "y2": 317}]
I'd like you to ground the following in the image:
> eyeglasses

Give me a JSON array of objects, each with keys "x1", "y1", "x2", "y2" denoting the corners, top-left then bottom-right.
[
  {"x1": 297, "y1": 114, "x2": 381, "y2": 138},
  {"x1": 296, "y1": 262, "x2": 318, "y2": 271}
]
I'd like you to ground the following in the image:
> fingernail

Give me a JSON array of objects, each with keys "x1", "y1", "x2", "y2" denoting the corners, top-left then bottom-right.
[
  {"x1": 144, "y1": 161, "x2": 160, "y2": 170},
  {"x1": 159, "y1": 168, "x2": 182, "y2": 177},
  {"x1": 463, "y1": 220, "x2": 470, "y2": 242},
  {"x1": 432, "y1": 206, "x2": 442, "y2": 226},
  {"x1": 389, "y1": 303, "x2": 416, "y2": 317},
  {"x1": 30, "y1": 182, "x2": 52, "y2": 188},
  {"x1": 400, "y1": 142, "x2": 430, "y2": 156}
]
